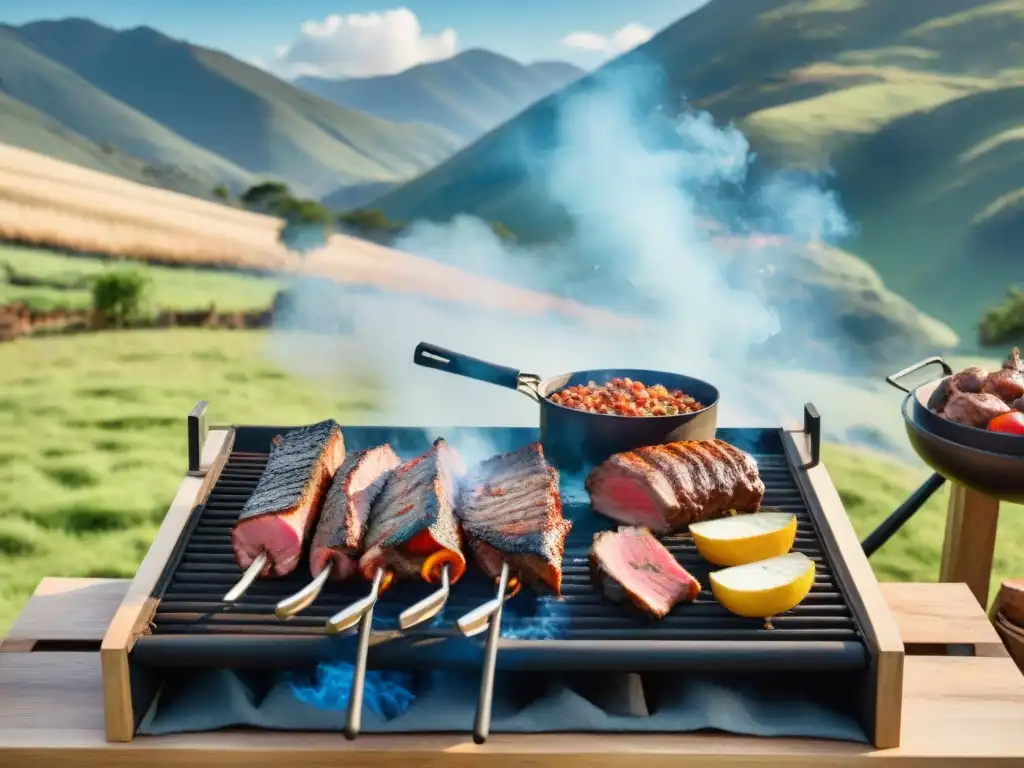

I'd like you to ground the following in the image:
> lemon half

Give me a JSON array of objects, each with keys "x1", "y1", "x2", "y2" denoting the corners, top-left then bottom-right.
[
  {"x1": 689, "y1": 511, "x2": 797, "y2": 566},
  {"x1": 709, "y1": 552, "x2": 815, "y2": 618}
]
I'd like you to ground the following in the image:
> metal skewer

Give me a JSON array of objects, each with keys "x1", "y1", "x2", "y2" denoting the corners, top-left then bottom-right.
[
  {"x1": 471, "y1": 561, "x2": 511, "y2": 745},
  {"x1": 275, "y1": 563, "x2": 333, "y2": 619},
  {"x1": 457, "y1": 563, "x2": 520, "y2": 638},
  {"x1": 222, "y1": 551, "x2": 268, "y2": 603},
  {"x1": 398, "y1": 564, "x2": 450, "y2": 630},
  {"x1": 343, "y1": 580, "x2": 379, "y2": 741},
  {"x1": 326, "y1": 567, "x2": 386, "y2": 634}
]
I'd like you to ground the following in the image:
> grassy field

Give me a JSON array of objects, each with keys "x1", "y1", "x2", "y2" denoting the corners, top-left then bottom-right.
[
  {"x1": 0, "y1": 324, "x2": 1021, "y2": 634},
  {"x1": 0, "y1": 245, "x2": 282, "y2": 312},
  {"x1": 0, "y1": 328, "x2": 378, "y2": 631}
]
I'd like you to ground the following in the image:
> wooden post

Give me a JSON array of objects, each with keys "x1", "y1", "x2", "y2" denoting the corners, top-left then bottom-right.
[{"x1": 940, "y1": 484, "x2": 1001, "y2": 607}]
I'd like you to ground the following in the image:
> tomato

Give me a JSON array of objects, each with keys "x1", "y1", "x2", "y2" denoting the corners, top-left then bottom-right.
[
  {"x1": 988, "y1": 412, "x2": 1024, "y2": 435},
  {"x1": 404, "y1": 529, "x2": 438, "y2": 555}
]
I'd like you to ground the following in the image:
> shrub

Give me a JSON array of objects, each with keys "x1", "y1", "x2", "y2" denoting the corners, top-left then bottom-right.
[
  {"x1": 337, "y1": 209, "x2": 404, "y2": 239},
  {"x1": 489, "y1": 220, "x2": 516, "y2": 242},
  {"x1": 240, "y1": 181, "x2": 290, "y2": 211},
  {"x1": 979, "y1": 287, "x2": 1024, "y2": 347},
  {"x1": 91, "y1": 270, "x2": 150, "y2": 327},
  {"x1": 212, "y1": 184, "x2": 230, "y2": 202}
]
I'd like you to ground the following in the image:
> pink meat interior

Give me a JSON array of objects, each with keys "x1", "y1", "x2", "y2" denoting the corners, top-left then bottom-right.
[
  {"x1": 589, "y1": 474, "x2": 668, "y2": 533},
  {"x1": 595, "y1": 528, "x2": 698, "y2": 617}
]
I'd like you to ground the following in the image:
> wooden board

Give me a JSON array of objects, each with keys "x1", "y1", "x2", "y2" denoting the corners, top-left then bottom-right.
[
  {"x1": 0, "y1": 578, "x2": 125, "y2": 652},
  {"x1": 881, "y1": 582, "x2": 1007, "y2": 657},
  {"x1": 782, "y1": 430, "x2": 905, "y2": 749},
  {"x1": 1, "y1": 653, "x2": 1023, "y2": 766},
  {"x1": 99, "y1": 427, "x2": 234, "y2": 743}
]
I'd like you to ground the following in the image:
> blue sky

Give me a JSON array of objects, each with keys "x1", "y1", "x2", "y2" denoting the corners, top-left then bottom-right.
[{"x1": 0, "y1": 1, "x2": 708, "y2": 75}]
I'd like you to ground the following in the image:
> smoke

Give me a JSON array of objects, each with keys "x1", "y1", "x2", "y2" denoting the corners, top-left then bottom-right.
[{"x1": 268, "y1": 58, "x2": 859, "y2": 435}]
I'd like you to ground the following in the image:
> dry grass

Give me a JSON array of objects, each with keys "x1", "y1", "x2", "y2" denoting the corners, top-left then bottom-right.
[{"x1": 0, "y1": 144, "x2": 626, "y2": 329}]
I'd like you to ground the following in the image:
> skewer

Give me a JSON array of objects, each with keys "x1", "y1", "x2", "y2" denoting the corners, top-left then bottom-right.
[
  {"x1": 275, "y1": 563, "x2": 333, "y2": 619},
  {"x1": 472, "y1": 561, "x2": 511, "y2": 745},
  {"x1": 222, "y1": 551, "x2": 268, "y2": 603},
  {"x1": 457, "y1": 566, "x2": 521, "y2": 638},
  {"x1": 344, "y1": 581, "x2": 378, "y2": 740},
  {"x1": 326, "y1": 567, "x2": 388, "y2": 634},
  {"x1": 398, "y1": 564, "x2": 450, "y2": 630}
]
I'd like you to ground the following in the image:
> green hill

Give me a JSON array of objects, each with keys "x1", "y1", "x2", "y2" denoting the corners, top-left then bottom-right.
[
  {"x1": 5, "y1": 18, "x2": 462, "y2": 197},
  {"x1": 295, "y1": 49, "x2": 585, "y2": 142},
  {"x1": 372, "y1": 0, "x2": 1024, "y2": 347},
  {"x1": 0, "y1": 27, "x2": 253, "y2": 193}
]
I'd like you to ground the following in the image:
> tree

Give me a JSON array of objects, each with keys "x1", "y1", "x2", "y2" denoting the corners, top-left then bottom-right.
[
  {"x1": 212, "y1": 184, "x2": 230, "y2": 202},
  {"x1": 337, "y1": 209, "x2": 398, "y2": 235},
  {"x1": 240, "y1": 181, "x2": 290, "y2": 212},
  {"x1": 91, "y1": 270, "x2": 150, "y2": 327},
  {"x1": 979, "y1": 287, "x2": 1024, "y2": 347}
]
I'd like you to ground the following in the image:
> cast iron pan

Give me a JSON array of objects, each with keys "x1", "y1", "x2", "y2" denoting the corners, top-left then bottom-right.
[{"x1": 887, "y1": 356, "x2": 1024, "y2": 457}]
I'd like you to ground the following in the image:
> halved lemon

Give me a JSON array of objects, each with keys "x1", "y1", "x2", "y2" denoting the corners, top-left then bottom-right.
[
  {"x1": 709, "y1": 552, "x2": 815, "y2": 618},
  {"x1": 689, "y1": 511, "x2": 797, "y2": 566}
]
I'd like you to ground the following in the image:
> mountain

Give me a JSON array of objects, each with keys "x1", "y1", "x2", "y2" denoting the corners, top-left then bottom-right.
[
  {"x1": 3, "y1": 18, "x2": 462, "y2": 197},
  {"x1": 294, "y1": 49, "x2": 585, "y2": 142},
  {"x1": 0, "y1": 27, "x2": 253, "y2": 193},
  {"x1": 0, "y1": 91, "x2": 234, "y2": 198},
  {"x1": 372, "y1": 0, "x2": 1024, "y2": 347}
]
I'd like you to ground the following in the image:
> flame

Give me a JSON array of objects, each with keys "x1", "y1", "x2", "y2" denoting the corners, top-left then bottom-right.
[{"x1": 289, "y1": 662, "x2": 415, "y2": 720}]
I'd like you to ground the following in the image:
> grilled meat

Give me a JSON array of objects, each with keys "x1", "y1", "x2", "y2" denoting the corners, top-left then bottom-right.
[
  {"x1": 309, "y1": 445, "x2": 401, "y2": 582},
  {"x1": 926, "y1": 378, "x2": 953, "y2": 412},
  {"x1": 590, "y1": 527, "x2": 701, "y2": 619},
  {"x1": 232, "y1": 420, "x2": 345, "y2": 577},
  {"x1": 943, "y1": 391, "x2": 1011, "y2": 428},
  {"x1": 585, "y1": 439, "x2": 764, "y2": 534},
  {"x1": 984, "y1": 347, "x2": 1024, "y2": 403},
  {"x1": 950, "y1": 367, "x2": 988, "y2": 394},
  {"x1": 359, "y1": 438, "x2": 467, "y2": 581},
  {"x1": 460, "y1": 442, "x2": 572, "y2": 596},
  {"x1": 1013, "y1": 397, "x2": 1024, "y2": 412}
]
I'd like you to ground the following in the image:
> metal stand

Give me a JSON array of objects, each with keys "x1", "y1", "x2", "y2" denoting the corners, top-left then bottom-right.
[{"x1": 862, "y1": 473, "x2": 946, "y2": 557}]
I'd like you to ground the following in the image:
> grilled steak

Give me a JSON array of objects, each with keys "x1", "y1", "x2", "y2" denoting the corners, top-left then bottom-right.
[
  {"x1": 232, "y1": 420, "x2": 345, "y2": 577},
  {"x1": 943, "y1": 390, "x2": 1010, "y2": 428},
  {"x1": 951, "y1": 367, "x2": 988, "y2": 394},
  {"x1": 309, "y1": 445, "x2": 401, "y2": 582},
  {"x1": 985, "y1": 347, "x2": 1024, "y2": 403},
  {"x1": 585, "y1": 440, "x2": 764, "y2": 534},
  {"x1": 359, "y1": 438, "x2": 467, "y2": 581},
  {"x1": 460, "y1": 442, "x2": 572, "y2": 596},
  {"x1": 590, "y1": 527, "x2": 701, "y2": 619}
]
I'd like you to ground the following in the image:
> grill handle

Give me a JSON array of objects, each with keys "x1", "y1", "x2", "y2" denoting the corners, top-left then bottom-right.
[
  {"x1": 802, "y1": 402, "x2": 821, "y2": 470},
  {"x1": 885, "y1": 357, "x2": 953, "y2": 394},
  {"x1": 414, "y1": 342, "x2": 523, "y2": 391},
  {"x1": 187, "y1": 401, "x2": 209, "y2": 476}
]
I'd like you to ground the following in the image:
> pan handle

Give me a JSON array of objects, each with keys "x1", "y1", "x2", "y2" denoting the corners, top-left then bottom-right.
[
  {"x1": 885, "y1": 357, "x2": 953, "y2": 394},
  {"x1": 414, "y1": 343, "x2": 539, "y2": 399}
]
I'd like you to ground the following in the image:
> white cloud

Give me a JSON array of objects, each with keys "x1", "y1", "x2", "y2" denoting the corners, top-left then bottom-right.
[
  {"x1": 272, "y1": 7, "x2": 458, "y2": 79},
  {"x1": 561, "y1": 23, "x2": 654, "y2": 57}
]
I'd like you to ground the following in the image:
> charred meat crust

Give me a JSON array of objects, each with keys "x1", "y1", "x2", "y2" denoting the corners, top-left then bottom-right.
[
  {"x1": 359, "y1": 438, "x2": 467, "y2": 579},
  {"x1": 236, "y1": 420, "x2": 344, "y2": 523},
  {"x1": 459, "y1": 442, "x2": 572, "y2": 595},
  {"x1": 313, "y1": 445, "x2": 400, "y2": 552}
]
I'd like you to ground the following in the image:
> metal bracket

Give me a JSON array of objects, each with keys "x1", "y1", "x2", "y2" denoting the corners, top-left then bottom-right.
[
  {"x1": 861, "y1": 473, "x2": 946, "y2": 557},
  {"x1": 187, "y1": 401, "x2": 209, "y2": 477},
  {"x1": 802, "y1": 402, "x2": 821, "y2": 470}
]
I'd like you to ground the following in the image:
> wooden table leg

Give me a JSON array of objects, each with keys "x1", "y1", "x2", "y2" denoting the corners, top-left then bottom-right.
[{"x1": 940, "y1": 484, "x2": 1000, "y2": 607}]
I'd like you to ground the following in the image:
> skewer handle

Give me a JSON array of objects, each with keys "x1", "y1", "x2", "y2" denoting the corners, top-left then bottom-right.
[
  {"x1": 223, "y1": 551, "x2": 268, "y2": 603},
  {"x1": 275, "y1": 563, "x2": 333, "y2": 619},
  {"x1": 473, "y1": 561, "x2": 509, "y2": 745},
  {"x1": 344, "y1": 589, "x2": 377, "y2": 740},
  {"x1": 398, "y1": 564, "x2": 450, "y2": 630},
  {"x1": 326, "y1": 568, "x2": 385, "y2": 634}
]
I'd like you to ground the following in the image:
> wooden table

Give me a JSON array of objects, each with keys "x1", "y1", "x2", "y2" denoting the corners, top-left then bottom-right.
[{"x1": 1, "y1": 577, "x2": 1022, "y2": 766}]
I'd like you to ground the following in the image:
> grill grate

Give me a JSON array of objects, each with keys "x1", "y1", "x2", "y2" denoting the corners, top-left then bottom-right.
[{"x1": 140, "y1": 425, "x2": 866, "y2": 671}]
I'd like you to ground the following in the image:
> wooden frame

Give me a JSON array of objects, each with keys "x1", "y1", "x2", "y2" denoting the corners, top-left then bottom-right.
[
  {"x1": 940, "y1": 484, "x2": 1001, "y2": 607},
  {"x1": 100, "y1": 426, "x2": 235, "y2": 742},
  {"x1": 782, "y1": 429, "x2": 905, "y2": 749}
]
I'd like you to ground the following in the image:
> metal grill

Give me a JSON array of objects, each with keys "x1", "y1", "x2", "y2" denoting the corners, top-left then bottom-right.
[{"x1": 135, "y1": 425, "x2": 867, "y2": 672}]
